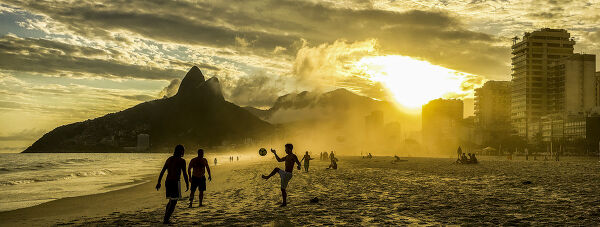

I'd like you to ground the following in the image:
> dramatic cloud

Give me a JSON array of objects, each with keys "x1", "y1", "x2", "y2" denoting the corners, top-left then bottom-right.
[
  {"x1": 3, "y1": 0, "x2": 510, "y2": 77},
  {"x1": 157, "y1": 79, "x2": 181, "y2": 98},
  {"x1": 222, "y1": 73, "x2": 289, "y2": 108},
  {"x1": 0, "y1": 34, "x2": 198, "y2": 80},
  {"x1": 0, "y1": 0, "x2": 598, "y2": 151}
]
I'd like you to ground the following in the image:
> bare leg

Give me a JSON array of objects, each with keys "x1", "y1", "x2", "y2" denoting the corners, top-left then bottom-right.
[
  {"x1": 199, "y1": 191, "x2": 204, "y2": 206},
  {"x1": 164, "y1": 200, "x2": 177, "y2": 224},
  {"x1": 281, "y1": 188, "x2": 287, "y2": 206},
  {"x1": 262, "y1": 167, "x2": 280, "y2": 179},
  {"x1": 189, "y1": 188, "x2": 196, "y2": 208}
]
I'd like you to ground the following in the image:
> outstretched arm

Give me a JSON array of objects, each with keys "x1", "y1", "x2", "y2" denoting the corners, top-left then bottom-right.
[
  {"x1": 300, "y1": 156, "x2": 305, "y2": 162},
  {"x1": 156, "y1": 159, "x2": 168, "y2": 190},
  {"x1": 295, "y1": 155, "x2": 301, "y2": 170},
  {"x1": 272, "y1": 149, "x2": 284, "y2": 162}
]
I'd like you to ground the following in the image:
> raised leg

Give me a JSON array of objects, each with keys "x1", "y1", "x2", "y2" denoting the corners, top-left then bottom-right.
[{"x1": 262, "y1": 167, "x2": 280, "y2": 179}]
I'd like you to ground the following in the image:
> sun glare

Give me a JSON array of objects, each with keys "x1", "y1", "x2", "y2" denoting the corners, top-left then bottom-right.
[{"x1": 352, "y1": 55, "x2": 477, "y2": 108}]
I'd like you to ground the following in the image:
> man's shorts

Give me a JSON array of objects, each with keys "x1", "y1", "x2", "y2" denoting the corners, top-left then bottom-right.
[
  {"x1": 191, "y1": 176, "x2": 206, "y2": 192},
  {"x1": 165, "y1": 179, "x2": 181, "y2": 200},
  {"x1": 278, "y1": 169, "x2": 293, "y2": 189}
]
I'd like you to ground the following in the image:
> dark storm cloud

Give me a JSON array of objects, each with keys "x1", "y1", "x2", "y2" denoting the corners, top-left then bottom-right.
[
  {"x1": 4, "y1": 0, "x2": 509, "y2": 77},
  {"x1": 0, "y1": 35, "x2": 200, "y2": 80}
]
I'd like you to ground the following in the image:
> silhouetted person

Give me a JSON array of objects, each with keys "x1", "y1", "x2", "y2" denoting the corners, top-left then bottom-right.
[
  {"x1": 261, "y1": 144, "x2": 301, "y2": 206},
  {"x1": 460, "y1": 153, "x2": 468, "y2": 163},
  {"x1": 214, "y1": 158, "x2": 217, "y2": 166},
  {"x1": 188, "y1": 149, "x2": 212, "y2": 208},
  {"x1": 328, "y1": 151, "x2": 338, "y2": 169},
  {"x1": 470, "y1": 153, "x2": 478, "y2": 163},
  {"x1": 156, "y1": 144, "x2": 189, "y2": 224},
  {"x1": 393, "y1": 155, "x2": 401, "y2": 163},
  {"x1": 457, "y1": 146, "x2": 462, "y2": 160},
  {"x1": 300, "y1": 151, "x2": 313, "y2": 172}
]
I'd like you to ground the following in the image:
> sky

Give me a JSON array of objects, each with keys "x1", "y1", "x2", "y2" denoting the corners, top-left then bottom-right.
[{"x1": 0, "y1": 0, "x2": 599, "y2": 152}]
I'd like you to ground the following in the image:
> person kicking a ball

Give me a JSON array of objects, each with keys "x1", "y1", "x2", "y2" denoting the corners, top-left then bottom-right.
[{"x1": 261, "y1": 143, "x2": 301, "y2": 207}]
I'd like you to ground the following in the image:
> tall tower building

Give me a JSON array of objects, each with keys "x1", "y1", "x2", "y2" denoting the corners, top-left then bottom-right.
[
  {"x1": 548, "y1": 54, "x2": 597, "y2": 115},
  {"x1": 510, "y1": 28, "x2": 575, "y2": 140}
]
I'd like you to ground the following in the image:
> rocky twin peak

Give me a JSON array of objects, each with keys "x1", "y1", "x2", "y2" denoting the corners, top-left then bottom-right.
[
  {"x1": 23, "y1": 65, "x2": 272, "y2": 153},
  {"x1": 175, "y1": 66, "x2": 223, "y2": 101}
]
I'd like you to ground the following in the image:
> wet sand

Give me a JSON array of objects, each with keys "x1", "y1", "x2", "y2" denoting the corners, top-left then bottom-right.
[{"x1": 2, "y1": 156, "x2": 600, "y2": 226}]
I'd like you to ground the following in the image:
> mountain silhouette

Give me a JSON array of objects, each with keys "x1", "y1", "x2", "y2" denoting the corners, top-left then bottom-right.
[
  {"x1": 23, "y1": 66, "x2": 272, "y2": 153},
  {"x1": 244, "y1": 88, "x2": 410, "y2": 124}
]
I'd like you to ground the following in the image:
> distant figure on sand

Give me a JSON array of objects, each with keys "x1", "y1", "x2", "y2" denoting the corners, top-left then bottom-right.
[
  {"x1": 187, "y1": 149, "x2": 212, "y2": 208},
  {"x1": 457, "y1": 146, "x2": 462, "y2": 159},
  {"x1": 156, "y1": 144, "x2": 189, "y2": 224},
  {"x1": 214, "y1": 158, "x2": 217, "y2": 166},
  {"x1": 327, "y1": 151, "x2": 338, "y2": 169},
  {"x1": 261, "y1": 144, "x2": 301, "y2": 206},
  {"x1": 300, "y1": 151, "x2": 313, "y2": 172}
]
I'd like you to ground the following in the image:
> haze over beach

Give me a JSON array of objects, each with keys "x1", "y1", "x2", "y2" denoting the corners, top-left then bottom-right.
[{"x1": 1, "y1": 0, "x2": 600, "y2": 226}]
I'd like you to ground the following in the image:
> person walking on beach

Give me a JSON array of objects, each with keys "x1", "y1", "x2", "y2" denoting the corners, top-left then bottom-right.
[
  {"x1": 188, "y1": 149, "x2": 212, "y2": 208},
  {"x1": 214, "y1": 158, "x2": 217, "y2": 166},
  {"x1": 327, "y1": 151, "x2": 338, "y2": 169},
  {"x1": 156, "y1": 144, "x2": 189, "y2": 224},
  {"x1": 457, "y1": 146, "x2": 462, "y2": 160},
  {"x1": 300, "y1": 151, "x2": 313, "y2": 172},
  {"x1": 261, "y1": 144, "x2": 301, "y2": 207}
]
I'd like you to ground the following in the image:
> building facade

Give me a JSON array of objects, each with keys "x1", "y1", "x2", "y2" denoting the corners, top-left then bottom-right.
[
  {"x1": 422, "y1": 99, "x2": 463, "y2": 154},
  {"x1": 510, "y1": 28, "x2": 575, "y2": 140},
  {"x1": 474, "y1": 81, "x2": 511, "y2": 145},
  {"x1": 548, "y1": 54, "x2": 597, "y2": 115}
]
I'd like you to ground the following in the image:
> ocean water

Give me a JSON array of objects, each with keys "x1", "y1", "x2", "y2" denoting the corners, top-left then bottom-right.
[{"x1": 0, "y1": 153, "x2": 242, "y2": 212}]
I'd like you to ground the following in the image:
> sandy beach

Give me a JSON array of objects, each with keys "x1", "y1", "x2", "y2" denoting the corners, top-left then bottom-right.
[{"x1": 2, "y1": 156, "x2": 600, "y2": 226}]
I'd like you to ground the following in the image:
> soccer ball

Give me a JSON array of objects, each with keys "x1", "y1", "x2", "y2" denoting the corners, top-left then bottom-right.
[{"x1": 259, "y1": 148, "x2": 267, "y2": 156}]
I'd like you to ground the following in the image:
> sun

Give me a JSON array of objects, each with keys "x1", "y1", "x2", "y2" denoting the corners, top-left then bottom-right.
[{"x1": 352, "y1": 55, "x2": 478, "y2": 108}]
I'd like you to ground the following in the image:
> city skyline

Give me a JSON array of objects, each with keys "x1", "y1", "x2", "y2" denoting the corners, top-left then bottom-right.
[{"x1": 1, "y1": 1, "x2": 600, "y2": 152}]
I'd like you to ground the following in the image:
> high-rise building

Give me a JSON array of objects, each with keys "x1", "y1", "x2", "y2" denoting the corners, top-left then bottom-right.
[
  {"x1": 474, "y1": 80, "x2": 511, "y2": 145},
  {"x1": 510, "y1": 28, "x2": 575, "y2": 140},
  {"x1": 422, "y1": 99, "x2": 463, "y2": 154},
  {"x1": 475, "y1": 81, "x2": 511, "y2": 129},
  {"x1": 548, "y1": 54, "x2": 597, "y2": 115}
]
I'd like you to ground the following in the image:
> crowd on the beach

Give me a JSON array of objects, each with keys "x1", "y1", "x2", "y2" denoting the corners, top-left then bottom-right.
[{"x1": 156, "y1": 144, "x2": 339, "y2": 224}]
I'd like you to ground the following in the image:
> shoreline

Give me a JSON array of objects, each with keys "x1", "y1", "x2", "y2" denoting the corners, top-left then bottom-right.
[{"x1": 0, "y1": 175, "x2": 161, "y2": 226}]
